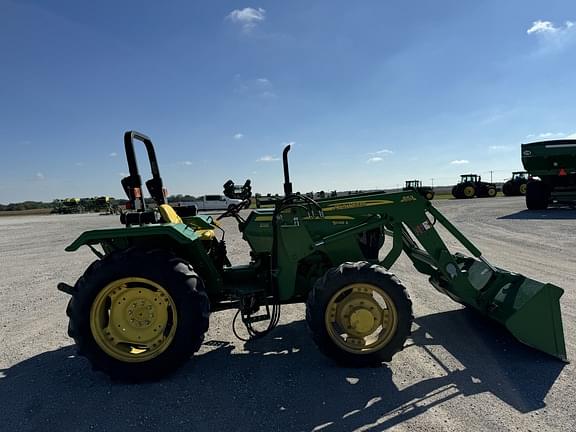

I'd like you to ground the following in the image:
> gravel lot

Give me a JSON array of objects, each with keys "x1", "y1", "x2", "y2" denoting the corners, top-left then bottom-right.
[{"x1": 0, "y1": 197, "x2": 575, "y2": 432}]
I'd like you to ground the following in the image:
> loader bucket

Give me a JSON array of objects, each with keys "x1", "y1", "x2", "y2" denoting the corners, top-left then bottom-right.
[
  {"x1": 454, "y1": 258, "x2": 567, "y2": 361},
  {"x1": 497, "y1": 280, "x2": 566, "y2": 361}
]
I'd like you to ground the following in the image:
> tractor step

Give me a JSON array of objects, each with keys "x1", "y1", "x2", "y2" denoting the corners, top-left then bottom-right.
[
  {"x1": 243, "y1": 313, "x2": 271, "y2": 323},
  {"x1": 57, "y1": 282, "x2": 75, "y2": 295}
]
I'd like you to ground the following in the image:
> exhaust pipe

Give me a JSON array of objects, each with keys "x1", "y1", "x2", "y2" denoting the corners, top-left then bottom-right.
[{"x1": 283, "y1": 145, "x2": 292, "y2": 196}]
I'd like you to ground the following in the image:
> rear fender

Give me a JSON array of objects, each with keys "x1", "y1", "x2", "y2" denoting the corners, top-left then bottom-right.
[
  {"x1": 65, "y1": 223, "x2": 200, "y2": 252},
  {"x1": 65, "y1": 223, "x2": 224, "y2": 297}
]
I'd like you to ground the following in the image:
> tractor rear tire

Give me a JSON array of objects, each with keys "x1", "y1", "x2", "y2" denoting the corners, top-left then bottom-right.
[
  {"x1": 66, "y1": 248, "x2": 210, "y2": 381},
  {"x1": 425, "y1": 191, "x2": 434, "y2": 201},
  {"x1": 487, "y1": 187, "x2": 497, "y2": 198},
  {"x1": 463, "y1": 185, "x2": 476, "y2": 198},
  {"x1": 526, "y1": 181, "x2": 549, "y2": 210},
  {"x1": 306, "y1": 262, "x2": 413, "y2": 367},
  {"x1": 519, "y1": 183, "x2": 527, "y2": 195}
]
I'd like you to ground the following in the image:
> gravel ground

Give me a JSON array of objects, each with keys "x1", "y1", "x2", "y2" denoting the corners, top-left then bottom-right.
[{"x1": 0, "y1": 197, "x2": 574, "y2": 432}]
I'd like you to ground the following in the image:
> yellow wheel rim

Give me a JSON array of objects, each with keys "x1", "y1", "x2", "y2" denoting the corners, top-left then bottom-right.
[
  {"x1": 488, "y1": 188, "x2": 496, "y2": 197},
  {"x1": 463, "y1": 186, "x2": 475, "y2": 197},
  {"x1": 324, "y1": 283, "x2": 398, "y2": 354},
  {"x1": 425, "y1": 192, "x2": 433, "y2": 200},
  {"x1": 90, "y1": 277, "x2": 178, "y2": 363},
  {"x1": 519, "y1": 184, "x2": 527, "y2": 194}
]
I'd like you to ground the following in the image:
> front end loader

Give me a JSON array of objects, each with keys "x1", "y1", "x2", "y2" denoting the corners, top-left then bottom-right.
[{"x1": 58, "y1": 131, "x2": 568, "y2": 380}]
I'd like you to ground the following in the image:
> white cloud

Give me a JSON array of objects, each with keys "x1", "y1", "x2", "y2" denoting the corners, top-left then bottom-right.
[
  {"x1": 367, "y1": 157, "x2": 383, "y2": 163},
  {"x1": 256, "y1": 155, "x2": 280, "y2": 162},
  {"x1": 526, "y1": 132, "x2": 565, "y2": 140},
  {"x1": 35, "y1": 172, "x2": 45, "y2": 180},
  {"x1": 537, "y1": 132, "x2": 564, "y2": 138},
  {"x1": 75, "y1": 162, "x2": 84, "y2": 166},
  {"x1": 119, "y1": 172, "x2": 128, "y2": 177},
  {"x1": 227, "y1": 7, "x2": 266, "y2": 32},
  {"x1": 179, "y1": 161, "x2": 193, "y2": 166},
  {"x1": 234, "y1": 76, "x2": 277, "y2": 99},
  {"x1": 369, "y1": 149, "x2": 393, "y2": 155},
  {"x1": 527, "y1": 20, "x2": 557, "y2": 34},
  {"x1": 109, "y1": 152, "x2": 117, "y2": 157},
  {"x1": 488, "y1": 145, "x2": 513, "y2": 152},
  {"x1": 260, "y1": 91, "x2": 277, "y2": 99},
  {"x1": 450, "y1": 160, "x2": 469, "y2": 165},
  {"x1": 234, "y1": 133, "x2": 244, "y2": 140},
  {"x1": 566, "y1": 132, "x2": 576, "y2": 139},
  {"x1": 527, "y1": 20, "x2": 576, "y2": 52}
]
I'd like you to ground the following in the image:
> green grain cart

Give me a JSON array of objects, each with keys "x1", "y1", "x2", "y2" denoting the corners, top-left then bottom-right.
[
  {"x1": 522, "y1": 139, "x2": 576, "y2": 209},
  {"x1": 58, "y1": 131, "x2": 567, "y2": 380}
]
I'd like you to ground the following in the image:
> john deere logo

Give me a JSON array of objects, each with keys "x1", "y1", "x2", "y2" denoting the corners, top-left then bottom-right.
[{"x1": 523, "y1": 150, "x2": 532, "y2": 156}]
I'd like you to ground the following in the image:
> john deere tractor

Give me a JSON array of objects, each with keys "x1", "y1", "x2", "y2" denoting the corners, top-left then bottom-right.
[
  {"x1": 451, "y1": 174, "x2": 497, "y2": 199},
  {"x1": 502, "y1": 172, "x2": 528, "y2": 196},
  {"x1": 58, "y1": 131, "x2": 567, "y2": 380},
  {"x1": 403, "y1": 180, "x2": 434, "y2": 200}
]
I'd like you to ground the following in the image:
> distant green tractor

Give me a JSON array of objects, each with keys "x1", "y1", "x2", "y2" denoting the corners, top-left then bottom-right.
[
  {"x1": 502, "y1": 172, "x2": 528, "y2": 196},
  {"x1": 403, "y1": 180, "x2": 434, "y2": 200},
  {"x1": 57, "y1": 131, "x2": 566, "y2": 381},
  {"x1": 522, "y1": 139, "x2": 576, "y2": 209},
  {"x1": 52, "y1": 198, "x2": 83, "y2": 214},
  {"x1": 451, "y1": 174, "x2": 497, "y2": 199},
  {"x1": 81, "y1": 196, "x2": 114, "y2": 213}
]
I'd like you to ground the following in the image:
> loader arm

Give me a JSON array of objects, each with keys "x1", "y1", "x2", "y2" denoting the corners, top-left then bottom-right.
[{"x1": 284, "y1": 190, "x2": 566, "y2": 361}]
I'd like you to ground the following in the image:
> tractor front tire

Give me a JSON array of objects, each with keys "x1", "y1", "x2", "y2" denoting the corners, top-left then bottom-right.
[
  {"x1": 451, "y1": 186, "x2": 459, "y2": 199},
  {"x1": 306, "y1": 262, "x2": 413, "y2": 367},
  {"x1": 452, "y1": 186, "x2": 465, "y2": 199},
  {"x1": 526, "y1": 181, "x2": 549, "y2": 210},
  {"x1": 66, "y1": 248, "x2": 210, "y2": 381}
]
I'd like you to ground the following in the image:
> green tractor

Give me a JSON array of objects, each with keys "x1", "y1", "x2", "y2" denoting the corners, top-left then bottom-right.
[
  {"x1": 51, "y1": 198, "x2": 83, "y2": 214},
  {"x1": 451, "y1": 174, "x2": 497, "y2": 199},
  {"x1": 58, "y1": 131, "x2": 567, "y2": 380},
  {"x1": 502, "y1": 172, "x2": 528, "y2": 196},
  {"x1": 403, "y1": 180, "x2": 434, "y2": 201}
]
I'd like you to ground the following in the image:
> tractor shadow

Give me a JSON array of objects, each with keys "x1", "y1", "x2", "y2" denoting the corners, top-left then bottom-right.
[
  {"x1": 499, "y1": 207, "x2": 576, "y2": 220},
  {"x1": 0, "y1": 309, "x2": 565, "y2": 432}
]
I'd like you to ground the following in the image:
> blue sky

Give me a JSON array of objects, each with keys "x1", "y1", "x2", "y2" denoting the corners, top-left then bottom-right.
[{"x1": 1, "y1": 0, "x2": 576, "y2": 203}]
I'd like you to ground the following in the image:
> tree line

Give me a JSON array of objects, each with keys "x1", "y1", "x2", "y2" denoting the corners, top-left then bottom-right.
[{"x1": 0, "y1": 201, "x2": 54, "y2": 211}]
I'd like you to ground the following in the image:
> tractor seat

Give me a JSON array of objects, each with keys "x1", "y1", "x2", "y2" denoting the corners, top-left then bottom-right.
[
  {"x1": 159, "y1": 204, "x2": 216, "y2": 241},
  {"x1": 159, "y1": 204, "x2": 183, "y2": 224}
]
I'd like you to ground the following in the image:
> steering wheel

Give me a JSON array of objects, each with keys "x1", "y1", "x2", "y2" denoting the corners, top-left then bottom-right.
[
  {"x1": 277, "y1": 194, "x2": 323, "y2": 218},
  {"x1": 217, "y1": 199, "x2": 249, "y2": 221}
]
